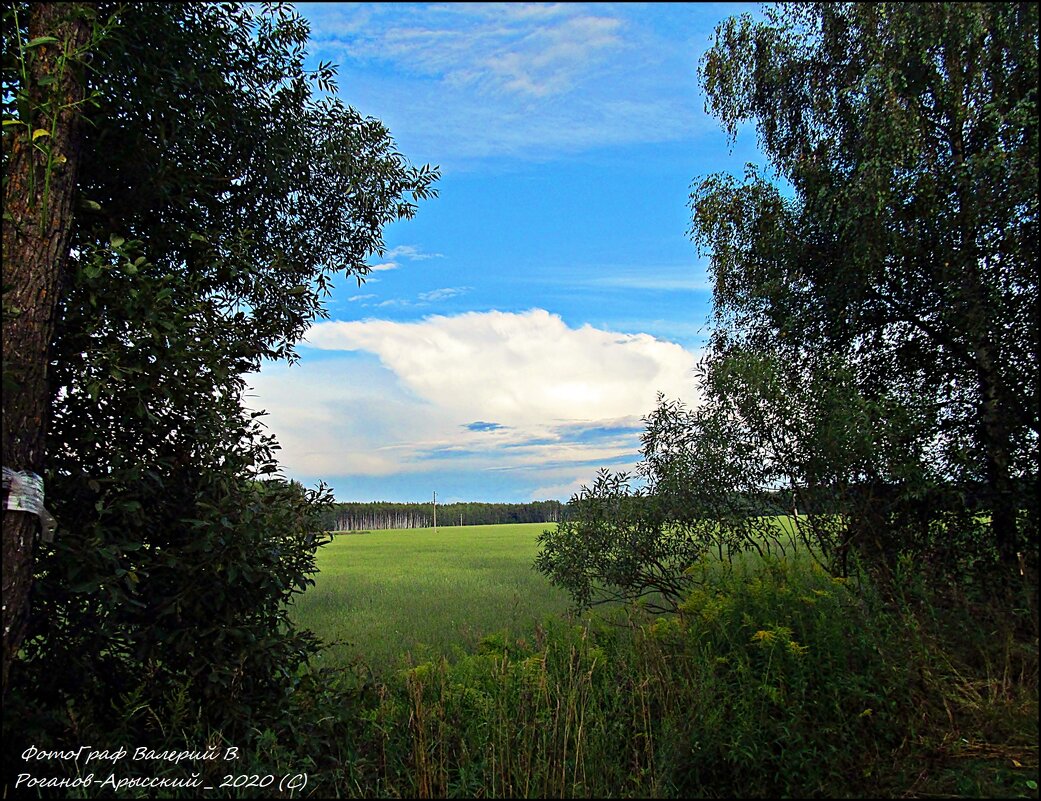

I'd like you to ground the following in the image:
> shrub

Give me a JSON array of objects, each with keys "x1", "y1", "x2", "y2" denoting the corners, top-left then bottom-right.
[{"x1": 348, "y1": 556, "x2": 919, "y2": 798}]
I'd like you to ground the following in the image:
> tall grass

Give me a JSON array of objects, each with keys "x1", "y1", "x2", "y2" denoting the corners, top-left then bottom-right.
[
  {"x1": 321, "y1": 550, "x2": 1035, "y2": 798},
  {"x1": 13, "y1": 525, "x2": 1035, "y2": 798},
  {"x1": 285, "y1": 522, "x2": 1036, "y2": 798},
  {"x1": 334, "y1": 556, "x2": 910, "y2": 797}
]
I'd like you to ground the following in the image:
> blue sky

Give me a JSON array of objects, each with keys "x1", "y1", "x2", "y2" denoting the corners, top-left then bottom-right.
[{"x1": 245, "y1": 2, "x2": 769, "y2": 504}]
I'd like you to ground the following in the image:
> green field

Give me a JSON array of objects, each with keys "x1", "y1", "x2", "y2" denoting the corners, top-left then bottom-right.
[{"x1": 289, "y1": 522, "x2": 575, "y2": 674}]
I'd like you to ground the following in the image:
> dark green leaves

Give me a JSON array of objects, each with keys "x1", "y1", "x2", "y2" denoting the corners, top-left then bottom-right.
[
  {"x1": 10, "y1": 0, "x2": 435, "y2": 742},
  {"x1": 692, "y1": 1, "x2": 1039, "y2": 577},
  {"x1": 24, "y1": 35, "x2": 59, "y2": 48},
  {"x1": 545, "y1": 3, "x2": 1038, "y2": 604}
]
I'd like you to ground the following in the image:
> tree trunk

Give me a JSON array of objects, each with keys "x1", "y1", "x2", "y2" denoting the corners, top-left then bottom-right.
[
  {"x1": 945, "y1": 44, "x2": 1022, "y2": 584},
  {"x1": 975, "y1": 336, "x2": 1020, "y2": 574},
  {"x1": 2, "y1": 2, "x2": 92, "y2": 698}
]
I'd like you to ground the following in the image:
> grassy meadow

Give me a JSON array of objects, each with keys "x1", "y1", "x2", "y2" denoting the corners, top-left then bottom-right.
[
  {"x1": 14, "y1": 520, "x2": 1032, "y2": 797},
  {"x1": 274, "y1": 520, "x2": 1037, "y2": 798},
  {"x1": 290, "y1": 523, "x2": 576, "y2": 675}
]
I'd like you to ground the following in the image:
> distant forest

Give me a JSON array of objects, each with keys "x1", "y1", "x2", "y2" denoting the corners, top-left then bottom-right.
[{"x1": 322, "y1": 500, "x2": 564, "y2": 532}]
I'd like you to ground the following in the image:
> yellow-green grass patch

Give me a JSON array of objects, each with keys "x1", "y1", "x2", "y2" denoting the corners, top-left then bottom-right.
[{"x1": 289, "y1": 523, "x2": 574, "y2": 676}]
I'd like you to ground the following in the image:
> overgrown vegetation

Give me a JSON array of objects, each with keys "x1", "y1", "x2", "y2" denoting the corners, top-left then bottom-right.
[
  {"x1": 359, "y1": 557, "x2": 1037, "y2": 799},
  {"x1": 7, "y1": 544, "x2": 1036, "y2": 797}
]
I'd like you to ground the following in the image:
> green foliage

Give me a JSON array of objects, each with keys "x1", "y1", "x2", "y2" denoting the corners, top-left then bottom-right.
[
  {"x1": 692, "y1": 2, "x2": 1039, "y2": 576},
  {"x1": 1, "y1": 3, "x2": 113, "y2": 229},
  {"x1": 349, "y1": 556, "x2": 1033, "y2": 799},
  {"x1": 2, "y1": 0, "x2": 438, "y2": 755},
  {"x1": 62, "y1": 1, "x2": 438, "y2": 364},
  {"x1": 324, "y1": 499, "x2": 563, "y2": 531},
  {"x1": 535, "y1": 468, "x2": 709, "y2": 613},
  {"x1": 661, "y1": 560, "x2": 904, "y2": 795},
  {"x1": 539, "y1": 3, "x2": 1038, "y2": 606},
  {"x1": 5, "y1": 533, "x2": 1034, "y2": 798},
  {"x1": 535, "y1": 372, "x2": 878, "y2": 611},
  {"x1": 335, "y1": 558, "x2": 927, "y2": 798}
]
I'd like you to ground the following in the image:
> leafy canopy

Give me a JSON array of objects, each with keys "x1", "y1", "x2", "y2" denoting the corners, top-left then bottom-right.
[
  {"x1": 693, "y1": 1, "x2": 1037, "y2": 570},
  {"x1": 2, "y1": 1, "x2": 439, "y2": 739},
  {"x1": 537, "y1": 2, "x2": 1038, "y2": 610}
]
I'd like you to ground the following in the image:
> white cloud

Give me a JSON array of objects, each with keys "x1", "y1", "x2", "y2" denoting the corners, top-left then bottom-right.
[
  {"x1": 299, "y1": 3, "x2": 713, "y2": 165},
  {"x1": 304, "y1": 308, "x2": 699, "y2": 427},
  {"x1": 590, "y1": 274, "x2": 712, "y2": 292},
  {"x1": 314, "y1": 4, "x2": 623, "y2": 99},
  {"x1": 418, "y1": 286, "x2": 471, "y2": 302},
  {"x1": 365, "y1": 245, "x2": 443, "y2": 275},
  {"x1": 365, "y1": 287, "x2": 470, "y2": 308},
  {"x1": 480, "y1": 14, "x2": 624, "y2": 98},
  {"x1": 246, "y1": 309, "x2": 701, "y2": 498},
  {"x1": 384, "y1": 244, "x2": 444, "y2": 261}
]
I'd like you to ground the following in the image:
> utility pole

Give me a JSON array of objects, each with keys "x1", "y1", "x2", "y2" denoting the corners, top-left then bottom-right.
[{"x1": 432, "y1": 490, "x2": 437, "y2": 534}]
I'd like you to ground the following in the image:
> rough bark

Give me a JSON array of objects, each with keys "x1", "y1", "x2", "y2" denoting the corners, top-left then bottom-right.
[{"x1": 2, "y1": 2, "x2": 92, "y2": 697}]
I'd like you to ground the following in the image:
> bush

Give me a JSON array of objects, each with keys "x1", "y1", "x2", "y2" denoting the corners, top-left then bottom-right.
[{"x1": 345, "y1": 555, "x2": 919, "y2": 798}]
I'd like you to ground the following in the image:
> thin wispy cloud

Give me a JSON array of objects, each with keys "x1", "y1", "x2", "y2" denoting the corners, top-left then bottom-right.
[
  {"x1": 418, "y1": 287, "x2": 471, "y2": 302},
  {"x1": 312, "y1": 3, "x2": 622, "y2": 98},
  {"x1": 588, "y1": 275, "x2": 712, "y2": 292},
  {"x1": 383, "y1": 244, "x2": 444, "y2": 261},
  {"x1": 366, "y1": 243, "x2": 444, "y2": 274},
  {"x1": 369, "y1": 287, "x2": 472, "y2": 308},
  {"x1": 299, "y1": 2, "x2": 713, "y2": 165},
  {"x1": 481, "y1": 14, "x2": 624, "y2": 97},
  {"x1": 558, "y1": 259, "x2": 713, "y2": 293}
]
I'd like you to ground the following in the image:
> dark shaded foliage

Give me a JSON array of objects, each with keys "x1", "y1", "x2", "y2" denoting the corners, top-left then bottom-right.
[{"x1": 1, "y1": 0, "x2": 438, "y2": 755}]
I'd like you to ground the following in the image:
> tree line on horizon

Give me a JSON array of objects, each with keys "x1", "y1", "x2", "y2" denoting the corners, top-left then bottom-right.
[{"x1": 323, "y1": 500, "x2": 563, "y2": 532}]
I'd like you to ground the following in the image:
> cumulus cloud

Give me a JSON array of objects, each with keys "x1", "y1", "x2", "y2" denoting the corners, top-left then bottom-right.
[
  {"x1": 304, "y1": 308, "x2": 698, "y2": 426},
  {"x1": 246, "y1": 309, "x2": 701, "y2": 500}
]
